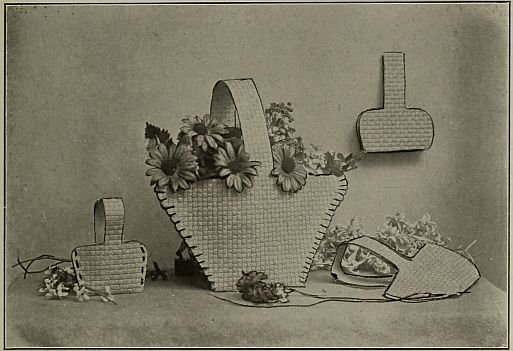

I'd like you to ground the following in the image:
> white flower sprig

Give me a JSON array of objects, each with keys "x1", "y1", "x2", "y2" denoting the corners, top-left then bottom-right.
[{"x1": 38, "y1": 265, "x2": 118, "y2": 305}]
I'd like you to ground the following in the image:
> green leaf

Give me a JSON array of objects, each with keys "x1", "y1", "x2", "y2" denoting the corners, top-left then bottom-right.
[{"x1": 145, "y1": 122, "x2": 171, "y2": 144}]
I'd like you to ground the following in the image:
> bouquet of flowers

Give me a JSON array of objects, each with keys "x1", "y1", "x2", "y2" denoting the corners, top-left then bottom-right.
[{"x1": 145, "y1": 102, "x2": 364, "y2": 195}]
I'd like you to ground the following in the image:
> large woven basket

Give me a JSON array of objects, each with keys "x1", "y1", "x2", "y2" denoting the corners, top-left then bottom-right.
[{"x1": 156, "y1": 79, "x2": 348, "y2": 291}]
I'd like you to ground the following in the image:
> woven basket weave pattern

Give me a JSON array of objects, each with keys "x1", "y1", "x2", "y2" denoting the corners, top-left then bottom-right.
[
  {"x1": 156, "y1": 79, "x2": 347, "y2": 291},
  {"x1": 332, "y1": 236, "x2": 480, "y2": 300},
  {"x1": 72, "y1": 198, "x2": 147, "y2": 294}
]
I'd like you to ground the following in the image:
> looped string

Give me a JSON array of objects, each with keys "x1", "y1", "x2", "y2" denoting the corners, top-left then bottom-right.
[{"x1": 12, "y1": 255, "x2": 72, "y2": 279}]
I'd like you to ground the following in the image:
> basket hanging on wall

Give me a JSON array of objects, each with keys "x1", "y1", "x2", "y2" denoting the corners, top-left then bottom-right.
[
  {"x1": 357, "y1": 52, "x2": 434, "y2": 152},
  {"x1": 154, "y1": 78, "x2": 348, "y2": 292},
  {"x1": 72, "y1": 198, "x2": 148, "y2": 294}
]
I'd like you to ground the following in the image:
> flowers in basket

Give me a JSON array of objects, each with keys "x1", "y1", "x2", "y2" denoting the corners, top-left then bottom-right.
[
  {"x1": 312, "y1": 213, "x2": 475, "y2": 276},
  {"x1": 145, "y1": 114, "x2": 261, "y2": 194},
  {"x1": 145, "y1": 102, "x2": 364, "y2": 195}
]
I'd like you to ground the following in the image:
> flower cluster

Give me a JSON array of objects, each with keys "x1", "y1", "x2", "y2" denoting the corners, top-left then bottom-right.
[
  {"x1": 265, "y1": 102, "x2": 297, "y2": 145},
  {"x1": 236, "y1": 271, "x2": 289, "y2": 304},
  {"x1": 312, "y1": 213, "x2": 457, "y2": 276},
  {"x1": 38, "y1": 265, "x2": 116, "y2": 304},
  {"x1": 271, "y1": 145, "x2": 307, "y2": 193},
  {"x1": 264, "y1": 102, "x2": 364, "y2": 190},
  {"x1": 376, "y1": 213, "x2": 449, "y2": 257},
  {"x1": 145, "y1": 117, "x2": 260, "y2": 194},
  {"x1": 145, "y1": 100, "x2": 363, "y2": 195}
]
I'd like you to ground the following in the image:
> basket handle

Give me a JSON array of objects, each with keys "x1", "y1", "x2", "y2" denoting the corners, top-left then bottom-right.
[
  {"x1": 94, "y1": 198, "x2": 125, "y2": 244},
  {"x1": 210, "y1": 79, "x2": 273, "y2": 174},
  {"x1": 383, "y1": 52, "x2": 406, "y2": 110}
]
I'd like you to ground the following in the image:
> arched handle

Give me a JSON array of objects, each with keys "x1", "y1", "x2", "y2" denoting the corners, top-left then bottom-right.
[
  {"x1": 94, "y1": 198, "x2": 124, "y2": 244},
  {"x1": 210, "y1": 79, "x2": 273, "y2": 174}
]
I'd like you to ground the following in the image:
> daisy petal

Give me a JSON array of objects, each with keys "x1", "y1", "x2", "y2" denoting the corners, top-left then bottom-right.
[
  {"x1": 272, "y1": 148, "x2": 283, "y2": 164},
  {"x1": 145, "y1": 158, "x2": 162, "y2": 167},
  {"x1": 241, "y1": 174, "x2": 253, "y2": 188},
  {"x1": 178, "y1": 178, "x2": 190, "y2": 190},
  {"x1": 218, "y1": 168, "x2": 231, "y2": 177},
  {"x1": 226, "y1": 174, "x2": 235, "y2": 188},
  {"x1": 150, "y1": 173, "x2": 164, "y2": 185},
  {"x1": 212, "y1": 134, "x2": 224, "y2": 142},
  {"x1": 294, "y1": 166, "x2": 307, "y2": 179},
  {"x1": 277, "y1": 173, "x2": 286, "y2": 185},
  {"x1": 158, "y1": 143, "x2": 169, "y2": 159},
  {"x1": 157, "y1": 176, "x2": 170, "y2": 187},
  {"x1": 226, "y1": 142, "x2": 236, "y2": 159},
  {"x1": 290, "y1": 177, "x2": 300, "y2": 192},
  {"x1": 283, "y1": 178, "x2": 291, "y2": 192},
  {"x1": 151, "y1": 148, "x2": 163, "y2": 160},
  {"x1": 205, "y1": 135, "x2": 217, "y2": 148},
  {"x1": 179, "y1": 170, "x2": 197, "y2": 181},
  {"x1": 146, "y1": 168, "x2": 161, "y2": 176},
  {"x1": 216, "y1": 147, "x2": 229, "y2": 162},
  {"x1": 196, "y1": 135, "x2": 205, "y2": 147},
  {"x1": 233, "y1": 176, "x2": 243, "y2": 192},
  {"x1": 244, "y1": 167, "x2": 258, "y2": 176}
]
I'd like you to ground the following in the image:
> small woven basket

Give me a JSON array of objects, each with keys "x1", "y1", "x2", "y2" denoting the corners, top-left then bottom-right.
[
  {"x1": 156, "y1": 79, "x2": 348, "y2": 291},
  {"x1": 72, "y1": 198, "x2": 147, "y2": 294}
]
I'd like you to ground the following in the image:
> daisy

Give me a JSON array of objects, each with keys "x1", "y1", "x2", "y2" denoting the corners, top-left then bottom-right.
[
  {"x1": 180, "y1": 114, "x2": 227, "y2": 152},
  {"x1": 145, "y1": 143, "x2": 199, "y2": 193},
  {"x1": 214, "y1": 142, "x2": 261, "y2": 193},
  {"x1": 271, "y1": 145, "x2": 307, "y2": 193}
]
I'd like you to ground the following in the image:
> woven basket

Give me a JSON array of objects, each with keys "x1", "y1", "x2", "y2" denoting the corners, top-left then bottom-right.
[
  {"x1": 357, "y1": 52, "x2": 434, "y2": 152},
  {"x1": 72, "y1": 198, "x2": 148, "y2": 294},
  {"x1": 156, "y1": 79, "x2": 348, "y2": 291}
]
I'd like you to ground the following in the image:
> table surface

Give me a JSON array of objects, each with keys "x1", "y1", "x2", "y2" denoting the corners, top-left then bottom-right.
[{"x1": 5, "y1": 270, "x2": 508, "y2": 348}]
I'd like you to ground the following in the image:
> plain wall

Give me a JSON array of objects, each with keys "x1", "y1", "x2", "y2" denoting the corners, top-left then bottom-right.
[{"x1": 6, "y1": 3, "x2": 509, "y2": 289}]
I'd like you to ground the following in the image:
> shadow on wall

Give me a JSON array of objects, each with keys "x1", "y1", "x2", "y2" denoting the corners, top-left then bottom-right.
[
  {"x1": 450, "y1": 15, "x2": 508, "y2": 290},
  {"x1": 361, "y1": 151, "x2": 423, "y2": 169}
]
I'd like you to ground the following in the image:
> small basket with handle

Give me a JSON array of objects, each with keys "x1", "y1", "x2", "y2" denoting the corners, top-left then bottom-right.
[{"x1": 72, "y1": 198, "x2": 148, "y2": 294}]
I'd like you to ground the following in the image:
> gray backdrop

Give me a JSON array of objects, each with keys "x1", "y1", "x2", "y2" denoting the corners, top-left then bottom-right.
[{"x1": 6, "y1": 3, "x2": 508, "y2": 290}]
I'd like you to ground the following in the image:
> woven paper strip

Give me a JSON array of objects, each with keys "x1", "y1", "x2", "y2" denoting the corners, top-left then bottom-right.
[
  {"x1": 357, "y1": 52, "x2": 434, "y2": 152},
  {"x1": 331, "y1": 236, "x2": 480, "y2": 300},
  {"x1": 72, "y1": 198, "x2": 148, "y2": 294}
]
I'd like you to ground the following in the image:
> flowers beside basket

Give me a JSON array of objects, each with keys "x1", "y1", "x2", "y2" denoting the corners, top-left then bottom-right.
[{"x1": 145, "y1": 102, "x2": 364, "y2": 195}]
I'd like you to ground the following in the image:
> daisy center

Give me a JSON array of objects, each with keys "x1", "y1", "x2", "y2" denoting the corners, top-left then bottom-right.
[
  {"x1": 161, "y1": 159, "x2": 178, "y2": 176},
  {"x1": 193, "y1": 123, "x2": 209, "y2": 135},
  {"x1": 281, "y1": 157, "x2": 296, "y2": 174},
  {"x1": 227, "y1": 160, "x2": 246, "y2": 174}
]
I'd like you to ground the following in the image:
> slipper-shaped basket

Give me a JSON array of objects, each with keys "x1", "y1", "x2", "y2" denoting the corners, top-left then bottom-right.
[{"x1": 155, "y1": 79, "x2": 348, "y2": 291}]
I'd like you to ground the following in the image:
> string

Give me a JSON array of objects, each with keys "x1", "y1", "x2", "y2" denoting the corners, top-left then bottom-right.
[{"x1": 12, "y1": 255, "x2": 72, "y2": 279}]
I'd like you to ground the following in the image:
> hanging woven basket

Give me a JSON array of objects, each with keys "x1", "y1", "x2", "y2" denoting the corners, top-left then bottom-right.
[{"x1": 155, "y1": 79, "x2": 348, "y2": 291}]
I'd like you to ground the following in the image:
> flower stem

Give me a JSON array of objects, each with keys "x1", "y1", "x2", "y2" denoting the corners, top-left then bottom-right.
[{"x1": 84, "y1": 286, "x2": 119, "y2": 305}]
